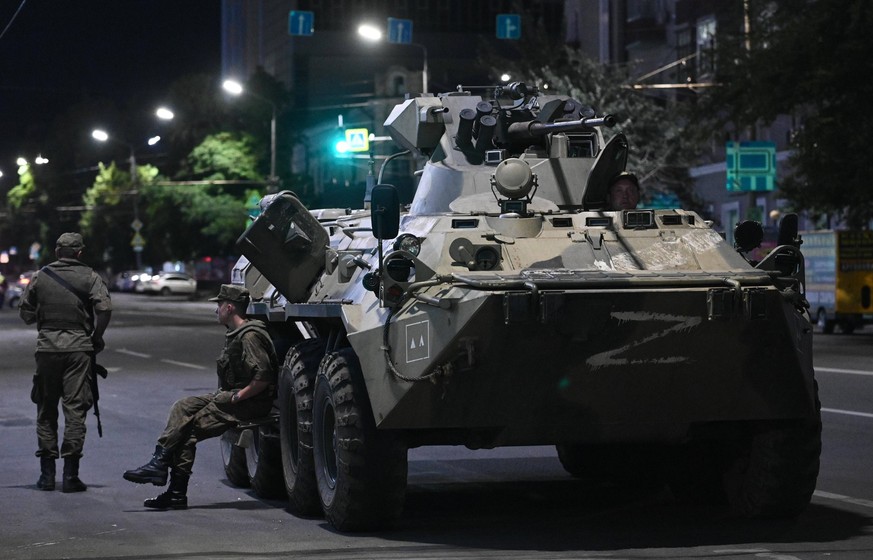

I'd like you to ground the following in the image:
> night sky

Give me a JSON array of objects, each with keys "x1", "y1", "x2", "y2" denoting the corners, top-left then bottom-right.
[{"x1": 0, "y1": 0, "x2": 221, "y2": 175}]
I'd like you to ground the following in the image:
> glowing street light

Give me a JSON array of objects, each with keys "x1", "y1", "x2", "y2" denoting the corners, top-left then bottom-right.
[
  {"x1": 91, "y1": 128, "x2": 162, "y2": 268},
  {"x1": 223, "y1": 78, "x2": 277, "y2": 187},
  {"x1": 357, "y1": 22, "x2": 428, "y2": 94},
  {"x1": 155, "y1": 107, "x2": 174, "y2": 120}
]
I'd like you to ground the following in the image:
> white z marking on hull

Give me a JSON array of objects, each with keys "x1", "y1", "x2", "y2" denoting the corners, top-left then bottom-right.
[{"x1": 586, "y1": 311, "x2": 702, "y2": 370}]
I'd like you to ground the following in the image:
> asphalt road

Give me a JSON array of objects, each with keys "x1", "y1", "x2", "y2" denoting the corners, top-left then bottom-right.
[{"x1": 1, "y1": 293, "x2": 873, "y2": 559}]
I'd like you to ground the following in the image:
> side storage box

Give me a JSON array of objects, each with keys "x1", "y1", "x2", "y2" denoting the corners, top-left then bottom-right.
[{"x1": 236, "y1": 191, "x2": 329, "y2": 303}]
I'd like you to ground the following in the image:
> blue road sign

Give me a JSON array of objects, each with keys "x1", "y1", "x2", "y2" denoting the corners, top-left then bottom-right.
[
  {"x1": 388, "y1": 17, "x2": 413, "y2": 44},
  {"x1": 496, "y1": 14, "x2": 521, "y2": 40},
  {"x1": 288, "y1": 10, "x2": 314, "y2": 37}
]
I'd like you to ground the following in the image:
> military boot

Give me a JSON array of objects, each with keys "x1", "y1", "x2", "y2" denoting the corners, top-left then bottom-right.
[
  {"x1": 123, "y1": 445, "x2": 173, "y2": 486},
  {"x1": 36, "y1": 457, "x2": 56, "y2": 491},
  {"x1": 144, "y1": 471, "x2": 189, "y2": 510},
  {"x1": 62, "y1": 457, "x2": 87, "y2": 493}
]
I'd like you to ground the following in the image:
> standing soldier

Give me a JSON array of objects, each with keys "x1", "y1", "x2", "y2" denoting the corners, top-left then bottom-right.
[
  {"x1": 19, "y1": 232, "x2": 112, "y2": 492},
  {"x1": 123, "y1": 284, "x2": 278, "y2": 509}
]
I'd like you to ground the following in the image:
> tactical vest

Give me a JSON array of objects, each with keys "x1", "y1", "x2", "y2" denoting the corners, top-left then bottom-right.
[
  {"x1": 217, "y1": 321, "x2": 277, "y2": 393},
  {"x1": 36, "y1": 263, "x2": 93, "y2": 332}
]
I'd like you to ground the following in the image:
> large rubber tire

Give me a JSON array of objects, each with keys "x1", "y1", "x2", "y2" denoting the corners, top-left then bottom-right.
[
  {"x1": 724, "y1": 383, "x2": 822, "y2": 518},
  {"x1": 278, "y1": 338, "x2": 326, "y2": 516},
  {"x1": 246, "y1": 427, "x2": 286, "y2": 499},
  {"x1": 220, "y1": 428, "x2": 250, "y2": 487},
  {"x1": 312, "y1": 348, "x2": 408, "y2": 531}
]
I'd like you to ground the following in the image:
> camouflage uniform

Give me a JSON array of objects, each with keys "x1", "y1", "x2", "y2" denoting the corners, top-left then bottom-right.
[
  {"x1": 155, "y1": 319, "x2": 278, "y2": 475},
  {"x1": 19, "y1": 243, "x2": 112, "y2": 461}
]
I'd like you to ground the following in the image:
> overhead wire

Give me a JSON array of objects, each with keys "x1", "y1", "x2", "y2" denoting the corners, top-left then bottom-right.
[{"x1": 0, "y1": 0, "x2": 28, "y2": 42}]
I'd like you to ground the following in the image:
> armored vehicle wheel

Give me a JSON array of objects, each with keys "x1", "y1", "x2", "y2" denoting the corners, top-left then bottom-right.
[
  {"x1": 312, "y1": 348, "x2": 408, "y2": 531},
  {"x1": 278, "y1": 338, "x2": 326, "y2": 516},
  {"x1": 220, "y1": 429, "x2": 249, "y2": 487},
  {"x1": 245, "y1": 427, "x2": 286, "y2": 499},
  {"x1": 724, "y1": 383, "x2": 821, "y2": 517}
]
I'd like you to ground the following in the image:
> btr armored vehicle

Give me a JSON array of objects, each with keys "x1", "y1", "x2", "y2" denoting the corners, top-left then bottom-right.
[{"x1": 222, "y1": 82, "x2": 820, "y2": 531}]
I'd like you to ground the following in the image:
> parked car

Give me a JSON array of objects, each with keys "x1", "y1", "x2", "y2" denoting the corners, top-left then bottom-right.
[
  {"x1": 4, "y1": 271, "x2": 35, "y2": 309},
  {"x1": 135, "y1": 272, "x2": 197, "y2": 296},
  {"x1": 111, "y1": 270, "x2": 150, "y2": 292}
]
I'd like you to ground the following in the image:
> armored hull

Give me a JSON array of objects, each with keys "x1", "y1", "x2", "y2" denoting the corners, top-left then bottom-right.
[{"x1": 231, "y1": 82, "x2": 820, "y2": 531}]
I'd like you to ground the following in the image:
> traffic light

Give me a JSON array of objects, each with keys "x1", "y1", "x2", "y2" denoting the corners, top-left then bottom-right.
[{"x1": 331, "y1": 128, "x2": 349, "y2": 157}]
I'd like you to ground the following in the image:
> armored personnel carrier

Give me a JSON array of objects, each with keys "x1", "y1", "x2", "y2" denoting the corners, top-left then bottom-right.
[{"x1": 226, "y1": 82, "x2": 820, "y2": 531}]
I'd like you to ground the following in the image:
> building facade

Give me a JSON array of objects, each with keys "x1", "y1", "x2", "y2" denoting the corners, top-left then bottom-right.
[{"x1": 221, "y1": 0, "x2": 805, "y2": 237}]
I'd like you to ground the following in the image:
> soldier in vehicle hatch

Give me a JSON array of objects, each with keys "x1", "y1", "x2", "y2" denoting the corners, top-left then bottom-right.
[
  {"x1": 607, "y1": 171, "x2": 641, "y2": 210},
  {"x1": 19, "y1": 232, "x2": 113, "y2": 493},
  {"x1": 123, "y1": 284, "x2": 278, "y2": 509}
]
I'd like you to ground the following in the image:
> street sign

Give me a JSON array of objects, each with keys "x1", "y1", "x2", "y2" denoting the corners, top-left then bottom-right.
[
  {"x1": 131, "y1": 218, "x2": 143, "y2": 232},
  {"x1": 387, "y1": 17, "x2": 413, "y2": 44},
  {"x1": 726, "y1": 141, "x2": 776, "y2": 192},
  {"x1": 345, "y1": 128, "x2": 370, "y2": 152},
  {"x1": 131, "y1": 233, "x2": 145, "y2": 251},
  {"x1": 288, "y1": 10, "x2": 314, "y2": 36},
  {"x1": 496, "y1": 14, "x2": 521, "y2": 40}
]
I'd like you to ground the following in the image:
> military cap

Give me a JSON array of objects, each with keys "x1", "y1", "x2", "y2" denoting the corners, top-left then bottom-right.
[
  {"x1": 208, "y1": 284, "x2": 251, "y2": 304},
  {"x1": 56, "y1": 232, "x2": 85, "y2": 250},
  {"x1": 609, "y1": 171, "x2": 640, "y2": 190}
]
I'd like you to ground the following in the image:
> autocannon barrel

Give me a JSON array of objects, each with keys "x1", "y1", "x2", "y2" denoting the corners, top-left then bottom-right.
[{"x1": 506, "y1": 114, "x2": 616, "y2": 142}]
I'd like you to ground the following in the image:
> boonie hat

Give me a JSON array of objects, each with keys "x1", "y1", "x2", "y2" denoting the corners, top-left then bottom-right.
[
  {"x1": 209, "y1": 284, "x2": 250, "y2": 304},
  {"x1": 56, "y1": 232, "x2": 85, "y2": 250}
]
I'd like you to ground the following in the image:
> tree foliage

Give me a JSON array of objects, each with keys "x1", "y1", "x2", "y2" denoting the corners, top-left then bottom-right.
[
  {"x1": 6, "y1": 163, "x2": 36, "y2": 209},
  {"x1": 700, "y1": 0, "x2": 873, "y2": 228},
  {"x1": 138, "y1": 183, "x2": 248, "y2": 263},
  {"x1": 178, "y1": 132, "x2": 263, "y2": 182},
  {"x1": 479, "y1": 22, "x2": 708, "y2": 209},
  {"x1": 79, "y1": 161, "x2": 159, "y2": 269}
]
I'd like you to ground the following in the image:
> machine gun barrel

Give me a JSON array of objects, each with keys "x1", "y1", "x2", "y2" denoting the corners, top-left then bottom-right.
[{"x1": 507, "y1": 114, "x2": 616, "y2": 142}]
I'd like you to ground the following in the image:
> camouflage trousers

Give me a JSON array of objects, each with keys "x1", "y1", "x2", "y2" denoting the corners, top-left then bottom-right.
[
  {"x1": 157, "y1": 392, "x2": 273, "y2": 476},
  {"x1": 34, "y1": 351, "x2": 93, "y2": 459}
]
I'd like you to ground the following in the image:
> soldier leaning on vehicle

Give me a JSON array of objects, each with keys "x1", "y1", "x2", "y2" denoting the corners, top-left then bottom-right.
[
  {"x1": 19, "y1": 232, "x2": 112, "y2": 493},
  {"x1": 123, "y1": 283, "x2": 278, "y2": 509}
]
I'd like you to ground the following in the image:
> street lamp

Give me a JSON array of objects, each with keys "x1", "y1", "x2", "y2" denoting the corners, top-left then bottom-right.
[
  {"x1": 91, "y1": 129, "x2": 160, "y2": 269},
  {"x1": 222, "y1": 78, "x2": 278, "y2": 189},
  {"x1": 155, "y1": 107, "x2": 174, "y2": 121},
  {"x1": 357, "y1": 23, "x2": 428, "y2": 94}
]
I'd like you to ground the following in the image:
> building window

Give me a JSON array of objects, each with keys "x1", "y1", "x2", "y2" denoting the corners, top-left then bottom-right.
[
  {"x1": 696, "y1": 17, "x2": 716, "y2": 78},
  {"x1": 675, "y1": 27, "x2": 693, "y2": 83}
]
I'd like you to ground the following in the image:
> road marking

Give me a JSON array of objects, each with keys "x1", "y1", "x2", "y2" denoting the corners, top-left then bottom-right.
[
  {"x1": 115, "y1": 348, "x2": 151, "y2": 358},
  {"x1": 815, "y1": 490, "x2": 873, "y2": 510},
  {"x1": 160, "y1": 359, "x2": 205, "y2": 370},
  {"x1": 817, "y1": 366, "x2": 873, "y2": 376},
  {"x1": 822, "y1": 407, "x2": 873, "y2": 419}
]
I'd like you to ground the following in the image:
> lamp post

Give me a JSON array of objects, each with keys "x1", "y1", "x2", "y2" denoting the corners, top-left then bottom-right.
[
  {"x1": 222, "y1": 79, "x2": 278, "y2": 190},
  {"x1": 357, "y1": 23, "x2": 428, "y2": 93},
  {"x1": 91, "y1": 129, "x2": 165, "y2": 270}
]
